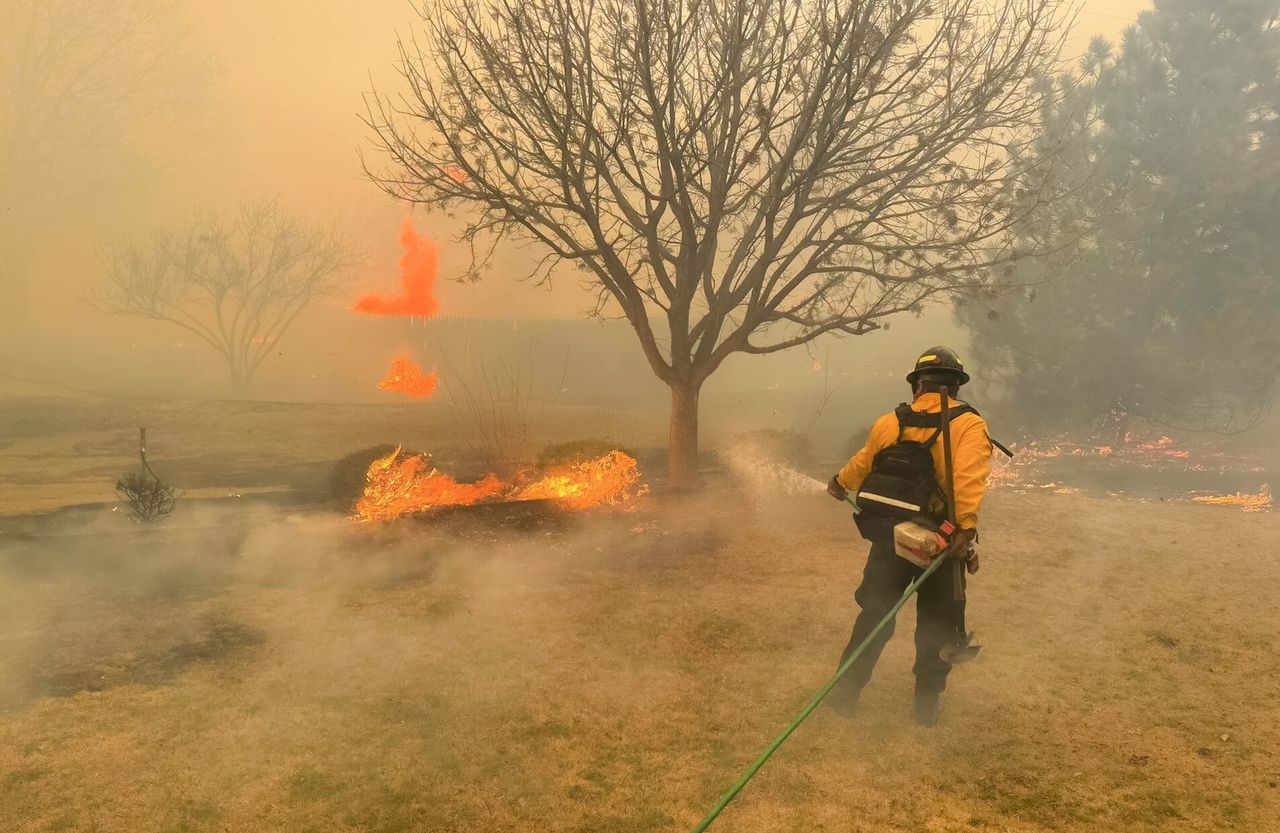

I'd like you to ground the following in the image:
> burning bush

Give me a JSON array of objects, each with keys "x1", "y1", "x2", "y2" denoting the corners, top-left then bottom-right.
[
  {"x1": 353, "y1": 447, "x2": 647, "y2": 522},
  {"x1": 355, "y1": 449, "x2": 505, "y2": 522},
  {"x1": 517, "y1": 451, "x2": 648, "y2": 509},
  {"x1": 331, "y1": 444, "x2": 405, "y2": 508}
]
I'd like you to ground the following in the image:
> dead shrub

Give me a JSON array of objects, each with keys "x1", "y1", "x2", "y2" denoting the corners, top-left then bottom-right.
[{"x1": 115, "y1": 471, "x2": 179, "y2": 523}]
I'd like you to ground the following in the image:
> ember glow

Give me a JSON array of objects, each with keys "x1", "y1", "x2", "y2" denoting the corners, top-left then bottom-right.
[
  {"x1": 990, "y1": 435, "x2": 1230, "y2": 487},
  {"x1": 377, "y1": 355, "x2": 438, "y2": 399},
  {"x1": 1191, "y1": 485, "x2": 1272, "y2": 513},
  {"x1": 988, "y1": 432, "x2": 1271, "y2": 510},
  {"x1": 354, "y1": 217, "x2": 441, "y2": 318},
  {"x1": 354, "y1": 449, "x2": 647, "y2": 522}
]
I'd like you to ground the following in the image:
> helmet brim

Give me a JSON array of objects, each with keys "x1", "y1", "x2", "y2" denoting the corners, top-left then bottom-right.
[{"x1": 907, "y1": 368, "x2": 970, "y2": 386}]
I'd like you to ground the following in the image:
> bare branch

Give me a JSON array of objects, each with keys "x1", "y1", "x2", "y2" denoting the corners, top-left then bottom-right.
[
  {"x1": 364, "y1": 0, "x2": 1084, "y2": 481},
  {"x1": 94, "y1": 201, "x2": 361, "y2": 391}
]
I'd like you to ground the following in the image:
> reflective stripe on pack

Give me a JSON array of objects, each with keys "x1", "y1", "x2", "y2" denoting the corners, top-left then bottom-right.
[{"x1": 857, "y1": 491, "x2": 924, "y2": 512}]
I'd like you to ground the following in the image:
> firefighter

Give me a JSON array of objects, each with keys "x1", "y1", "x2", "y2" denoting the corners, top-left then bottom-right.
[{"x1": 825, "y1": 346, "x2": 991, "y2": 727}]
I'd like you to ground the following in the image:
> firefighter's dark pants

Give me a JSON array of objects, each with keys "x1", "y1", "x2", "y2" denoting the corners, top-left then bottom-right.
[{"x1": 837, "y1": 540, "x2": 965, "y2": 695}]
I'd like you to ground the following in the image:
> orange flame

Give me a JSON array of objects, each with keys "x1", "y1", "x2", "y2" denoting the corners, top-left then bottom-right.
[
  {"x1": 517, "y1": 451, "x2": 649, "y2": 509},
  {"x1": 1192, "y1": 485, "x2": 1272, "y2": 512},
  {"x1": 378, "y1": 355, "x2": 438, "y2": 399},
  {"x1": 354, "y1": 217, "x2": 440, "y2": 318},
  {"x1": 354, "y1": 449, "x2": 505, "y2": 522},
  {"x1": 353, "y1": 450, "x2": 647, "y2": 522}
]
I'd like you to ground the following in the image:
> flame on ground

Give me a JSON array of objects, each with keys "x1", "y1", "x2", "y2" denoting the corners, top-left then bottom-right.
[
  {"x1": 378, "y1": 355, "x2": 438, "y2": 399},
  {"x1": 1191, "y1": 485, "x2": 1272, "y2": 512},
  {"x1": 989, "y1": 432, "x2": 1272, "y2": 510},
  {"x1": 354, "y1": 449, "x2": 647, "y2": 522},
  {"x1": 354, "y1": 217, "x2": 441, "y2": 318},
  {"x1": 355, "y1": 449, "x2": 504, "y2": 522},
  {"x1": 517, "y1": 451, "x2": 649, "y2": 508}
]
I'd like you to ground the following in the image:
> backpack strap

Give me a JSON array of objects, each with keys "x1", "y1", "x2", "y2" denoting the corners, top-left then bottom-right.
[
  {"x1": 896, "y1": 401, "x2": 1015, "y2": 458},
  {"x1": 893, "y1": 403, "x2": 913, "y2": 441},
  {"x1": 893, "y1": 402, "x2": 950, "y2": 449},
  {"x1": 896, "y1": 403, "x2": 978, "y2": 428}
]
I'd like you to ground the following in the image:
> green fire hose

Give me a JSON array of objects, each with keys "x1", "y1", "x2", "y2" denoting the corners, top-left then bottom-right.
[{"x1": 689, "y1": 497, "x2": 952, "y2": 833}]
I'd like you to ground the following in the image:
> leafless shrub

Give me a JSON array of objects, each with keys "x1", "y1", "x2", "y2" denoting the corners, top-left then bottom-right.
[
  {"x1": 439, "y1": 350, "x2": 568, "y2": 478},
  {"x1": 115, "y1": 471, "x2": 179, "y2": 523},
  {"x1": 114, "y1": 427, "x2": 180, "y2": 522}
]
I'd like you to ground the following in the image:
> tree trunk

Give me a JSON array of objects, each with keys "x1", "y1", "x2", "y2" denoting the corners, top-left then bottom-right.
[
  {"x1": 229, "y1": 361, "x2": 251, "y2": 396},
  {"x1": 668, "y1": 379, "x2": 702, "y2": 491},
  {"x1": 0, "y1": 224, "x2": 34, "y2": 373}
]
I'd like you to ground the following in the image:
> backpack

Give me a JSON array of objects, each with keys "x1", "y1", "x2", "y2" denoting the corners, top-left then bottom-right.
[{"x1": 853, "y1": 403, "x2": 978, "y2": 542}]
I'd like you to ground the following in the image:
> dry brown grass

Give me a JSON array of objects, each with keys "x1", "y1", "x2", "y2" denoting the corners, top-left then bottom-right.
[
  {"x1": 0, "y1": 388, "x2": 644, "y2": 514},
  {"x1": 2, "y1": 484, "x2": 1277, "y2": 832}
]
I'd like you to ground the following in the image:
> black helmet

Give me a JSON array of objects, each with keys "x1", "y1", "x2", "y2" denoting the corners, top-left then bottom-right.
[{"x1": 906, "y1": 346, "x2": 970, "y2": 386}]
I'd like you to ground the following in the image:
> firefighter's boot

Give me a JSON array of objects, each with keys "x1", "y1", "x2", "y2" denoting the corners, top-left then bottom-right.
[
  {"x1": 913, "y1": 690, "x2": 941, "y2": 727},
  {"x1": 826, "y1": 682, "x2": 862, "y2": 718}
]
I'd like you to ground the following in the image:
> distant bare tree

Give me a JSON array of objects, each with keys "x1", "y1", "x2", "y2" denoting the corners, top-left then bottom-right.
[
  {"x1": 96, "y1": 203, "x2": 359, "y2": 392},
  {"x1": 365, "y1": 0, "x2": 1077, "y2": 488},
  {"x1": 0, "y1": 0, "x2": 208, "y2": 344}
]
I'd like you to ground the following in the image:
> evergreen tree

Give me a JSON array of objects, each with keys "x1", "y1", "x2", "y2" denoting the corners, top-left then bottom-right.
[{"x1": 961, "y1": 0, "x2": 1280, "y2": 434}]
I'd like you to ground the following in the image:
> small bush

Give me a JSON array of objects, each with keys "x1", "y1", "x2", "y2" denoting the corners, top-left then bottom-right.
[
  {"x1": 330, "y1": 444, "x2": 411, "y2": 507},
  {"x1": 726, "y1": 429, "x2": 815, "y2": 469},
  {"x1": 537, "y1": 439, "x2": 635, "y2": 469},
  {"x1": 115, "y1": 471, "x2": 179, "y2": 523}
]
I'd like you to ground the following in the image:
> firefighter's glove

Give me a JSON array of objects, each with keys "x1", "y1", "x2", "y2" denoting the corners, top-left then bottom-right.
[
  {"x1": 827, "y1": 475, "x2": 848, "y2": 502},
  {"x1": 950, "y1": 527, "x2": 979, "y2": 574}
]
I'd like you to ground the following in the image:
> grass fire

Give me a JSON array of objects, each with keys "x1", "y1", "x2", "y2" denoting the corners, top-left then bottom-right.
[
  {"x1": 354, "y1": 448, "x2": 647, "y2": 522},
  {"x1": 4, "y1": 1, "x2": 1280, "y2": 832}
]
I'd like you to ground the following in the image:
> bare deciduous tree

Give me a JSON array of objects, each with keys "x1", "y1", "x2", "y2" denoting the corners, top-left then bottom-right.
[
  {"x1": 364, "y1": 0, "x2": 1076, "y2": 488},
  {"x1": 96, "y1": 202, "x2": 359, "y2": 392},
  {"x1": 1, "y1": 0, "x2": 209, "y2": 343}
]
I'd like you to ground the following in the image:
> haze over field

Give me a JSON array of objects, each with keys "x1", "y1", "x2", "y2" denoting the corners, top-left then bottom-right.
[
  {"x1": 2, "y1": 0, "x2": 1152, "y2": 406},
  {"x1": 3, "y1": 2, "x2": 1279, "y2": 831}
]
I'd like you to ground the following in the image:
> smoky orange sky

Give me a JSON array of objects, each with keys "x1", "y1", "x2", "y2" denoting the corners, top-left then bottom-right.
[
  {"x1": 10, "y1": 0, "x2": 1156, "y2": 401},
  {"x1": 26, "y1": 0, "x2": 1152, "y2": 324},
  {"x1": 173, "y1": 0, "x2": 1155, "y2": 319}
]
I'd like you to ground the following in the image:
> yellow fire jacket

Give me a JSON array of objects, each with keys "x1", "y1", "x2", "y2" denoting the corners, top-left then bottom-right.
[{"x1": 836, "y1": 392, "x2": 993, "y2": 530}]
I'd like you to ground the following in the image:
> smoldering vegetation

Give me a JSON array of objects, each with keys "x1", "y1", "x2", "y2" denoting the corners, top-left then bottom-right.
[
  {"x1": 0, "y1": 499, "x2": 696, "y2": 714},
  {"x1": 3, "y1": 0, "x2": 1280, "y2": 829},
  {"x1": 2, "y1": 489, "x2": 1278, "y2": 831}
]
